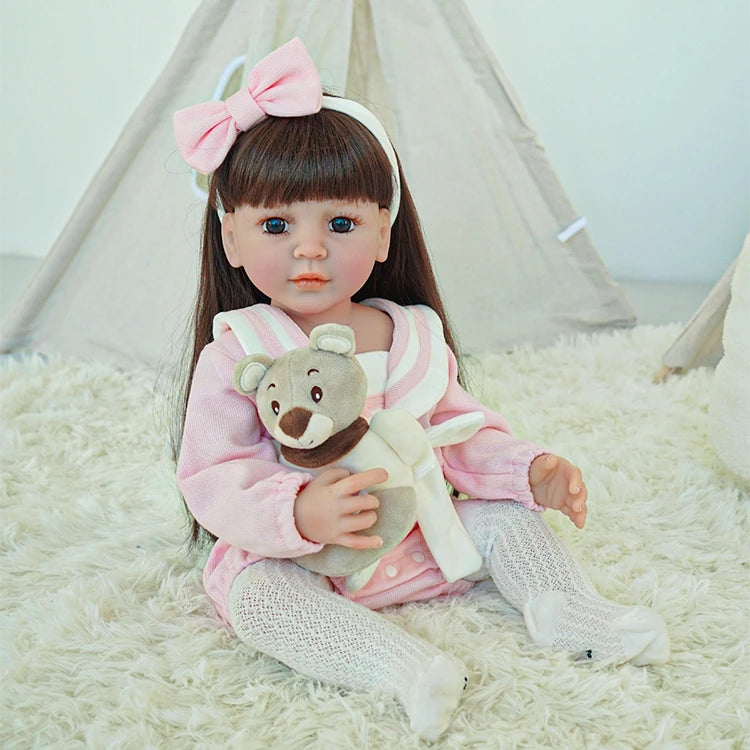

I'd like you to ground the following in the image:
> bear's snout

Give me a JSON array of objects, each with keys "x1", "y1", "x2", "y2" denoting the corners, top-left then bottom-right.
[{"x1": 278, "y1": 407, "x2": 312, "y2": 439}]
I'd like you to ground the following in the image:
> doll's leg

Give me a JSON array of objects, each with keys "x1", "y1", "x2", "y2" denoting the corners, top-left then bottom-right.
[
  {"x1": 229, "y1": 558, "x2": 467, "y2": 741},
  {"x1": 458, "y1": 500, "x2": 669, "y2": 665}
]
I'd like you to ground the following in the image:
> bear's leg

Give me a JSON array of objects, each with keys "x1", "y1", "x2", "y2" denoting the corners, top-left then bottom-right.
[
  {"x1": 457, "y1": 500, "x2": 669, "y2": 666},
  {"x1": 229, "y1": 559, "x2": 467, "y2": 741}
]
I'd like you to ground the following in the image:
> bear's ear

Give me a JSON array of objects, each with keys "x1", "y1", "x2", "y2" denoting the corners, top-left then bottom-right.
[
  {"x1": 233, "y1": 354, "x2": 274, "y2": 395},
  {"x1": 309, "y1": 324, "x2": 356, "y2": 357}
]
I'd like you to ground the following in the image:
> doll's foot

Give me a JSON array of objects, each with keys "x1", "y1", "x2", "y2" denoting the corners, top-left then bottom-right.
[
  {"x1": 624, "y1": 607, "x2": 670, "y2": 666},
  {"x1": 524, "y1": 591, "x2": 670, "y2": 666},
  {"x1": 406, "y1": 654, "x2": 467, "y2": 742}
]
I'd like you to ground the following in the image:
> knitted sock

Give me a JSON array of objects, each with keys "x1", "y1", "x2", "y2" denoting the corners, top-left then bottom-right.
[
  {"x1": 459, "y1": 500, "x2": 669, "y2": 665},
  {"x1": 229, "y1": 559, "x2": 467, "y2": 741}
]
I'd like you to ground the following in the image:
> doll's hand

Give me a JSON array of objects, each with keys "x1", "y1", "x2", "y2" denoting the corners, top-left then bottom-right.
[
  {"x1": 294, "y1": 467, "x2": 387, "y2": 549},
  {"x1": 529, "y1": 454, "x2": 588, "y2": 528}
]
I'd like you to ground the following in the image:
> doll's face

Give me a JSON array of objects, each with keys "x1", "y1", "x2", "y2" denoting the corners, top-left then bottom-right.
[{"x1": 221, "y1": 199, "x2": 390, "y2": 323}]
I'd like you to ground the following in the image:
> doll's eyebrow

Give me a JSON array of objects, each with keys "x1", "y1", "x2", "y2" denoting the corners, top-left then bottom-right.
[
  {"x1": 267, "y1": 383, "x2": 276, "y2": 389},
  {"x1": 307, "y1": 368, "x2": 319, "y2": 376}
]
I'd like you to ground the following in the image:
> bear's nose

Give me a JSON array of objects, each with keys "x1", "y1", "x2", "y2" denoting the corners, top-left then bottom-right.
[{"x1": 278, "y1": 407, "x2": 312, "y2": 439}]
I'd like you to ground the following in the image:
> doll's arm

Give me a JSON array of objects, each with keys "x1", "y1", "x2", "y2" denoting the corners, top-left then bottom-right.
[
  {"x1": 431, "y1": 349, "x2": 547, "y2": 510},
  {"x1": 177, "y1": 347, "x2": 323, "y2": 558}
]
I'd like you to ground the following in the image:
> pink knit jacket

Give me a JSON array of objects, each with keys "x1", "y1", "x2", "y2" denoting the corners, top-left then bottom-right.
[{"x1": 177, "y1": 300, "x2": 546, "y2": 624}]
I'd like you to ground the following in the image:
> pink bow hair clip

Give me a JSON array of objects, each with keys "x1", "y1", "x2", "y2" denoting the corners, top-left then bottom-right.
[{"x1": 173, "y1": 37, "x2": 322, "y2": 174}]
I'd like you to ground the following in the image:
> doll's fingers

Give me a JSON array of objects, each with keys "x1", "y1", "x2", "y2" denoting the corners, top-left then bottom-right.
[
  {"x1": 572, "y1": 508, "x2": 587, "y2": 529},
  {"x1": 567, "y1": 466, "x2": 585, "y2": 494},
  {"x1": 339, "y1": 467, "x2": 389, "y2": 494},
  {"x1": 318, "y1": 467, "x2": 353, "y2": 484},
  {"x1": 565, "y1": 498, "x2": 587, "y2": 527},
  {"x1": 338, "y1": 532, "x2": 383, "y2": 550},
  {"x1": 342, "y1": 509, "x2": 378, "y2": 533},
  {"x1": 571, "y1": 489, "x2": 588, "y2": 513},
  {"x1": 342, "y1": 493, "x2": 380, "y2": 514}
]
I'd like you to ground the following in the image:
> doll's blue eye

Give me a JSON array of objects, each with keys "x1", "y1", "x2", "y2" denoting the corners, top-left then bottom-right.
[
  {"x1": 263, "y1": 218, "x2": 288, "y2": 234},
  {"x1": 329, "y1": 217, "x2": 354, "y2": 233}
]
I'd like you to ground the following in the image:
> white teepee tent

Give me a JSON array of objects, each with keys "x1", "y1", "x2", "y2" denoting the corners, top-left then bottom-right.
[
  {"x1": 708, "y1": 234, "x2": 750, "y2": 482},
  {"x1": 655, "y1": 255, "x2": 737, "y2": 380},
  {"x1": 0, "y1": 0, "x2": 635, "y2": 368}
]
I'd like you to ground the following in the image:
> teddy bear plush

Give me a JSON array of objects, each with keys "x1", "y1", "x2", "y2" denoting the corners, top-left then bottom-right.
[{"x1": 232, "y1": 323, "x2": 484, "y2": 591}]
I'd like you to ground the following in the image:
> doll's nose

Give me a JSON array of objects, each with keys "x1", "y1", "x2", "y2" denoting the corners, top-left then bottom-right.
[{"x1": 293, "y1": 231, "x2": 327, "y2": 259}]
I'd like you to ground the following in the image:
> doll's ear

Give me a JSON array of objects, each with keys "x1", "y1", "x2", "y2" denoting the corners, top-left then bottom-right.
[
  {"x1": 233, "y1": 354, "x2": 274, "y2": 395},
  {"x1": 309, "y1": 324, "x2": 356, "y2": 357},
  {"x1": 221, "y1": 212, "x2": 241, "y2": 268}
]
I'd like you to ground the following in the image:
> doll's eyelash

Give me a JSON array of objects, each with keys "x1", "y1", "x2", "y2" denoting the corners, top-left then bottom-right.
[
  {"x1": 257, "y1": 212, "x2": 365, "y2": 235},
  {"x1": 330, "y1": 214, "x2": 365, "y2": 230}
]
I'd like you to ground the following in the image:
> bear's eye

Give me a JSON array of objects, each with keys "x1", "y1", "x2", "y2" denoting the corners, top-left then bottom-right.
[
  {"x1": 311, "y1": 386, "x2": 323, "y2": 403},
  {"x1": 271, "y1": 400, "x2": 280, "y2": 415}
]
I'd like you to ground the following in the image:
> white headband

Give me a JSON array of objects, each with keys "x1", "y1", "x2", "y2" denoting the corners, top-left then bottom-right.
[{"x1": 321, "y1": 95, "x2": 401, "y2": 225}]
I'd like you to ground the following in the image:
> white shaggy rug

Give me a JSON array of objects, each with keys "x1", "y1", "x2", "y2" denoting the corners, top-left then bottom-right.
[{"x1": 2, "y1": 324, "x2": 749, "y2": 749}]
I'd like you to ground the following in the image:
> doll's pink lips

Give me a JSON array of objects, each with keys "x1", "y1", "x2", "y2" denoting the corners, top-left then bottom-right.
[{"x1": 291, "y1": 274, "x2": 328, "y2": 288}]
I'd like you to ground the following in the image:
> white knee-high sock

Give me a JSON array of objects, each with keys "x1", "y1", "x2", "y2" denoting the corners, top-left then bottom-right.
[
  {"x1": 228, "y1": 559, "x2": 467, "y2": 741},
  {"x1": 460, "y1": 500, "x2": 669, "y2": 665}
]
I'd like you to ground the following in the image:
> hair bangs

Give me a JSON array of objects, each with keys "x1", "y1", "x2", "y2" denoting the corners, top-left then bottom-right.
[{"x1": 214, "y1": 109, "x2": 394, "y2": 212}]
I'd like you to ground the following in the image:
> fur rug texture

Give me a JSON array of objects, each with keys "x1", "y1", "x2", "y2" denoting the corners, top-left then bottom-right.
[{"x1": 2, "y1": 324, "x2": 748, "y2": 749}]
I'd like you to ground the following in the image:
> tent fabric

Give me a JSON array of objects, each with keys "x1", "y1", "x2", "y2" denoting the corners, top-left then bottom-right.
[
  {"x1": 655, "y1": 257, "x2": 737, "y2": 381},
  {"x1": 0, "y1": 0, "x2": 635, "y2": 369},
  {"x1": 709, "y1": 234, "x2": 750, "y2": 483}
]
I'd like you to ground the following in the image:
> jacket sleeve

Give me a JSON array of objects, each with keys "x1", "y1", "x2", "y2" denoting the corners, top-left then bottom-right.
[
  {"x1": 176, "y1": 341, "x2": 324, "y2": 558},
  {"x1": 429, "y1": 348, "x2": 548, "y2": 510}
]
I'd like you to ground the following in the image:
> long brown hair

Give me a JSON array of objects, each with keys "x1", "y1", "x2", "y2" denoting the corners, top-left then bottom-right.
[{"x1": 176, "y1": 107, "x2": 461, "y2": 545}]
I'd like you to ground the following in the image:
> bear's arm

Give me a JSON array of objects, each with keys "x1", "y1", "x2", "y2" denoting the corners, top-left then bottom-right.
[{"x1": 368, "y1": 409, "x2": 430, "y2": 468}]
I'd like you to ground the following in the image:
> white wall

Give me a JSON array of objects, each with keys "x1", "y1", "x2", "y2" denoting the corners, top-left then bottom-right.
[
  {"x1": 0, "y1": 0, "x2": 202, "y2": 259},
  {"x1": 1, "y1": 0, "x2": 747, "y2": 284},
  {"x1": 464, "y1": 0, "x2": 749, "y2": 283}
]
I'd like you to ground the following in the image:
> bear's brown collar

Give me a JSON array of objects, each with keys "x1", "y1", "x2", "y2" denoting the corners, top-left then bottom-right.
[{"x1": 280, "y1": 417, "x2": 369, "y2": 468}]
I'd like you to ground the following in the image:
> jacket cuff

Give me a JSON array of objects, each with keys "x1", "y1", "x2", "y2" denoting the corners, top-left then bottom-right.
[
  {"x1": 511, "y1": 444, "x2": 549, "y2": 511},
  {"x1": 273, "y1": 471, "x2": 325, "y2": 556}
]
